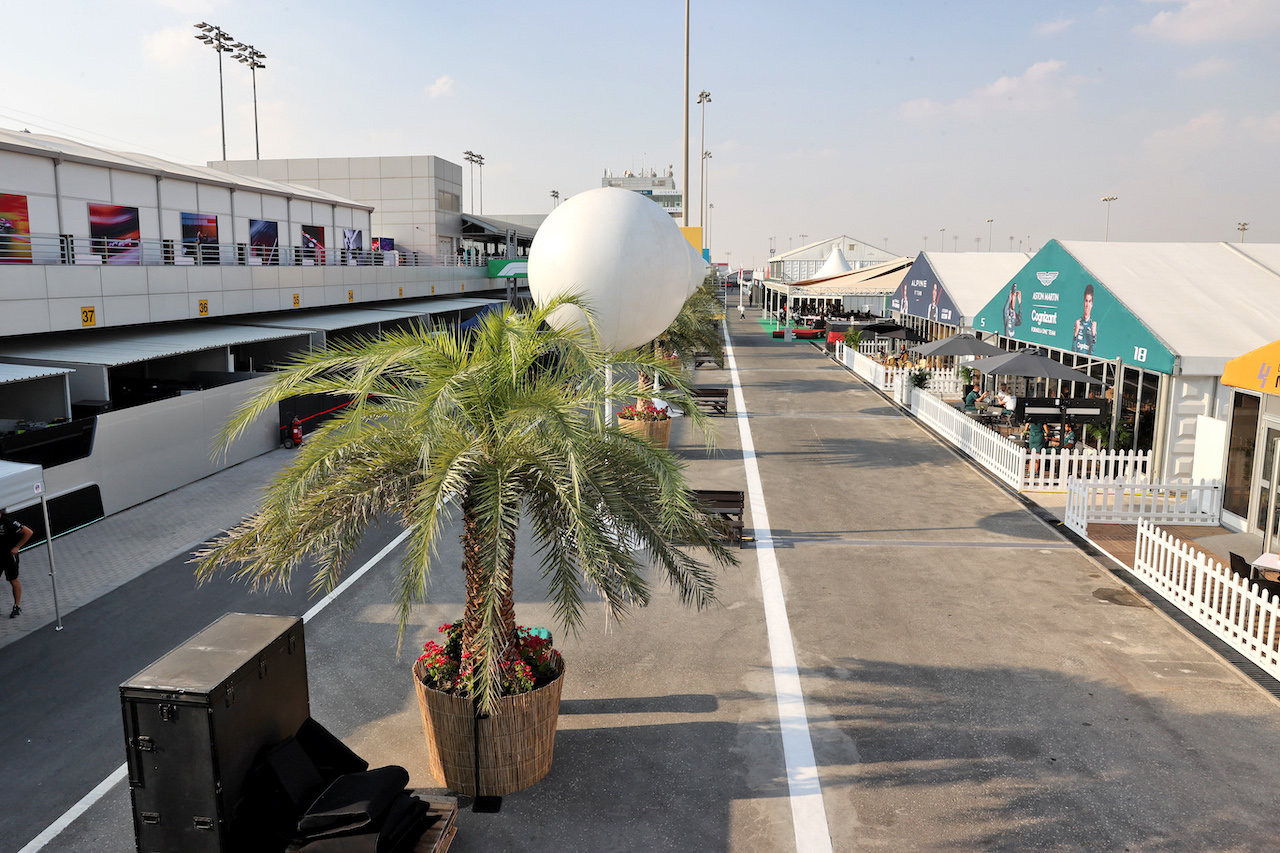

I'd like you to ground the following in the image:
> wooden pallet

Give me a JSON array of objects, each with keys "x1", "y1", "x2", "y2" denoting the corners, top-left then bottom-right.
[{"x1": 412, "y1": 795, "x2": 459, "y2": 852}]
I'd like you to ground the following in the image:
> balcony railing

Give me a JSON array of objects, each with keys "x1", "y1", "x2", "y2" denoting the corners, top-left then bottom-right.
[{"x1": 0, "y1": 231, "x2": 495, "y2": 269}]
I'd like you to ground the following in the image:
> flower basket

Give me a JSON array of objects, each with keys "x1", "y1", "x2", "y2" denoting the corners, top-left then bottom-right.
[
  {"x1": 617, "y1": 414, "x2": 672, "y2": 449},
  {"x1": 413, "y1": 656, "x2": 565, "y2": 796}
]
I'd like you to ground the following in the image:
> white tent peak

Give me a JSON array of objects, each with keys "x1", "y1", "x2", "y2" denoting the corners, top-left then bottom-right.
[{"x1": 817, "y1": 246, "x2": 853, "y2": 278}]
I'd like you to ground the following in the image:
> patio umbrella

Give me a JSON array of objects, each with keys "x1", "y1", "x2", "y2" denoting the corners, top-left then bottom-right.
[
  {"x1": 967, "y1": 347, "x2": 1103, "y2": 385},
  {"x1": 879, "y1": 327, "x2": 926, "y2": 344},
  {"x1": 862, "y1": 320, "x2": 904, "y2": 334},
  {"x1": 910, "y1": 333, "x2": 1004, "y2": 358}
]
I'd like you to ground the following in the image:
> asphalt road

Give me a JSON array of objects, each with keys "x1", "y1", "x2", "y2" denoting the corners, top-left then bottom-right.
[
  {"x1": 0, "y1": 523, "x2": 402, "y2": 853},
  {"x1": 10, "y1": 312, "x2": 1280, "y2": 852}
]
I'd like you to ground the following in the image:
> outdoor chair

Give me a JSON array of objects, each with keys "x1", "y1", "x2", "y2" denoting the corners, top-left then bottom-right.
[{"x1": 1229, "y1": 552, "x2": 1253, "y2": 582}]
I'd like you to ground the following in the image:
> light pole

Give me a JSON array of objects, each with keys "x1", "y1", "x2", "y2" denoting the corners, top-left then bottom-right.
[
  {"x1": 953, "y1": 235, "x2": 958, "y2": 252},
  {"x1": 799, "y1": 234, "x2": 808, "y2": 247},
  {"x1": 974, "y1": 237, "x2": 981, "y2": 251},
  {"x1": 922, "y1": 236, "x2": 928, "y2": 251},
  {"x1": 697, "y1": 90, "x2": 711, "y2": 228},
  {"x1": 939, "y1": 227, "x2": 945, "y2": 251},
  {"x1": 1238, "y1": 222, "x2": 1249, "y2": 243},
  {"x1": 1009, "y1": 236, "x2": 1014, "y2": 252},
  {"x1": 1101, "y1": 195, "x2": 1118, "y2": 241},
  {"x1": 463, "y1": 151, "x2": 478, "y2": 213},
  {"x1": 682, "y1": 0, "x2": 690, "y2": 227},
  {"x1": 986, "y1": 218, "x2": 993, "y2": 251},
  {"x1": 701, "y1": 150, "x2": 712, "y2": 245},
  {"x1": 476, "y1": 152, "x2": 485, "y2": 215},
  {"x1": 230, "y1": 42, "x2": 266, "y2": 160},
  {"x1": 550, "y1": 190, "x2": 559, "y2": 209},
  {"x1": 707, "y1": 203, "x2": 714, "y2": 253},
  {"x1": 193, "y1": 23, "x2": 235, "y2": 161}
]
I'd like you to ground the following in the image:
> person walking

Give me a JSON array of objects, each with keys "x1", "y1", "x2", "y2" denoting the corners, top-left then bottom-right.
[
  {"x1": 738, "y1": 303, "x2": 746, "y2": 320},
  {"x1": 1, "y1": 507, "x2": 33, "y2": 618}
]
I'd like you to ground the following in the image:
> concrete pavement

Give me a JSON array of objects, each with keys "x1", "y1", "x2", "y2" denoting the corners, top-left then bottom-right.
[{"x1": 8, "y1": 309, "x2": 1280, "y2": 851}]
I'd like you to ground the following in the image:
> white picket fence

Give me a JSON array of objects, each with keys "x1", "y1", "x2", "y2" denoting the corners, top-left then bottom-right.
[
  {"x1": 836, "y1": 344, "x2": 967, "y2": 398},
  {"x1": 912, "y1": 387, "x2": 1028, "y2": 487},
  {"x1": 1131, "y1": 519, "x2": 1280, "y2": 680},
  {"x1": 912, "y1": 388, "x2": 1151, "y2": 491},
  {"x1": 1064, "y1": 479, "x2": 1221, "y2": 538},
  {"x1": 833, "y1": 349, "x2": 1152, "y2": 492}
]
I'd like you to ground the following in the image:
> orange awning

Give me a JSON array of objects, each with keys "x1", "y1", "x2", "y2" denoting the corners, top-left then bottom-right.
[{"x1": 1222, "y1": 339, "x2": 1280, "y2": 396}]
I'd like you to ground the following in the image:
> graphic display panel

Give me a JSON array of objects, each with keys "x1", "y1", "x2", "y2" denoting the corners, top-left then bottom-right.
[
  {"x1": 180, "y1": 212, "x2": 218, "y2": 263},
  {"x1": 301, "y1": 225, "x2": 325, "y2": 265},
  {"x1": 88, "y1": 203, "x2": 141, "y2": 264},
  {"x1": 249, "y1": 219, "x2": 279, "y2": 265},
  {"x1": 0, "y1": 192, "x2": 32, "y2": 264}
]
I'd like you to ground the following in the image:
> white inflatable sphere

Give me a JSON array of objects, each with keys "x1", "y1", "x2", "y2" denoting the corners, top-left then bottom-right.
[{"x1": 527, "y1": 187, "x2": 710, "y2": 351}]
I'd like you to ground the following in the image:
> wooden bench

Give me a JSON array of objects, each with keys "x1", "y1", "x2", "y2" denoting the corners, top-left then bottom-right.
[
  {"x1": 692, "y1": 351, "x2": 720, "y2": 368},
  {"x1": 690, "y1": 387, "x2": 728, "y2": 416},
  {"x1": 690, "y1": 488, "x2": 746, "y2": 547}
]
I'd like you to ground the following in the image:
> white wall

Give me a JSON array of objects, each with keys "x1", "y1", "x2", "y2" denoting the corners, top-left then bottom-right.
[
  {"x1": 211, "y1": 156, "x2": 458, "y2": 255},
  {"x1": 0, "y1": 263, "x2": 493, "y2": 335},
  {"x1": 43, "y1": 376, "x2": 279, "y2": 515}
]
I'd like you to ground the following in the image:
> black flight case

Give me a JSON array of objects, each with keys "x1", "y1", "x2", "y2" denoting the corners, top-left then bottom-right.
[{"x1": 120, "y1": 612, "x2": 310, "y2": 853}]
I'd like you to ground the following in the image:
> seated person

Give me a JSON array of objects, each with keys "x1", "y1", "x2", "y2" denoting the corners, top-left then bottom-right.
[
  {"x1": 964, "y1": 384, "x2": 989, "y2": 412},
  {"x1": 1061, "y1": 422, "x2": 1077, "y2": 451},
  {"x1": 994, "y1": 384, "x2": 1017, "y2": 414}
]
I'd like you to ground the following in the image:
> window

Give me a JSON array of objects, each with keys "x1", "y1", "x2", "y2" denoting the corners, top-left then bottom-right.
[
  {"x1": 438, "y1": 190, "x2": 460, "y2": 212},
  {"x1": 1224, "y1": 392, "x2": 1260, "y2": 517}
]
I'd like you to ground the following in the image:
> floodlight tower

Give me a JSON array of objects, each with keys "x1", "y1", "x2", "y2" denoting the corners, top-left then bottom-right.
[
  {"x1": 1238, "y1": 222, "x2": 1250, "y2": 243},
  {"x1": 1101, "y1": 196, "x2": 1118, "y2": 241},
  {"x1": 463, "y1": 151, "x2": 479, "y2": 213},
  {"x1": 697, "y1": 90, "x2": 711, "y2": 227},
  {"x1": 193, "y1": 23, "x2": 236, "y2": 160},
  {"x1": 230, "y1": 42, "x2": 266, "y2": 160}
]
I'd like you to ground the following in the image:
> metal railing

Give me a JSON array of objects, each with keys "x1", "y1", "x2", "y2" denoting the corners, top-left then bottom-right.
[
  {"x1": 1130, "y1": 518, "x2": 1280, "y2": 680},
  {"x1": 1064, "y1": 479, "x2": 1221, "y2": 538},
  {"x1": 0, "y1": 231, "x2": 493, "y2": 269}
]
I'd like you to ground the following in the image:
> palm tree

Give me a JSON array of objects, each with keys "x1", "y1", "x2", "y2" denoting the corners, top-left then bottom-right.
[
  {"x1": 194, "y1": 298, "x2": 737, "y2": 712},
  {"x1": 654, "y1": 275, "x2": 725, "y2": 369}
]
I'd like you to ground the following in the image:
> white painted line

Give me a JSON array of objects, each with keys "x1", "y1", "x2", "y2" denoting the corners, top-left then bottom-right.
[
  {"x1": 17, "y1": 528, "x2": 410, "y2": 853},
  {"x1": 17, "y1": 765, "x2": 128, "y2": 853},
  {"x1": 723, "y1": 326, "x2": 834, "y2": 853},
  {"x1": 303, "y1": 529, "x2": 411, "y2": 624}
]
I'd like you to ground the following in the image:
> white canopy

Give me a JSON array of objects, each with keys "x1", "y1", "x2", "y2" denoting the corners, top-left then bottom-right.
[
  {"x1": 0, "y1": 363, "x2": 75, "y2": 385},
  {"x1": 0, "y1": 323, "x2": 307, "y2": 367},
  {"x1": 816, "y1": 246, "x2": 853, "y2": 278},
  {"x1": 1057, "y1": 241, "x2": 1280, "y2": 375},
  {"x1": 0, "y1": 460, "x2": 44, "y2": 512}
]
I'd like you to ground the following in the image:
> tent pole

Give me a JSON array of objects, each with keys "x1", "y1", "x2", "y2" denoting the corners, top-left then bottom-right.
[
  {"x1": 1267, "y1": 437, "x2": 1280, "y2": 556},
  {"x1": 39, "y1": 495, "x2": 63, "y2": 631},
  {"x1": 1108, "y1": 357, "x2": 1124, "y2": 452}
]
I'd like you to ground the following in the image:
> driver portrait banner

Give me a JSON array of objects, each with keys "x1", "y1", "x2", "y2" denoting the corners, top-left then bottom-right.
[{"x1": 972, "y1": 241, "x2": 1174, "y2": 374}]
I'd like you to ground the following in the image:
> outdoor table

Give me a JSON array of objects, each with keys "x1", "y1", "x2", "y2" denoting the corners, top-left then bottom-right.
[{"x1": 1251, "y1": 552, "x2": 1280, "y2": 582}]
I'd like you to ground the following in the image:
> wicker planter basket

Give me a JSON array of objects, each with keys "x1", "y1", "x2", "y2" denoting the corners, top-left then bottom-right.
[
  {"x1": 412, "y1": 659, "x2": 565, "y2": 796},
  {"x1": 617, "y1": 416, "x2": 672, "y2": 450}
]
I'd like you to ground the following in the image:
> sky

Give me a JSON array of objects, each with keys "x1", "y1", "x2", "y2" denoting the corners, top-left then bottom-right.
[{"x1": 1, "y1": 0, "x2": 1277, "y2": 271}]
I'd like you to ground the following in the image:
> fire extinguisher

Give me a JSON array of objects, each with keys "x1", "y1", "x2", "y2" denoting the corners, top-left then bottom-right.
[{"x1": 284, "y1": 417, "x2": 304, "y2": 449}]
